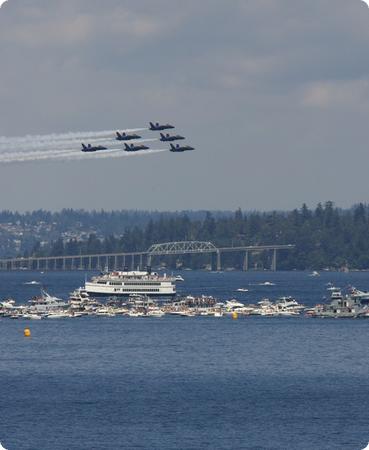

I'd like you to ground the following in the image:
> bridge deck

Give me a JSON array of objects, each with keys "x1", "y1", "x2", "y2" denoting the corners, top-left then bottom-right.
[{"x1": 0, "y1": 241, "x2": 295, "y2": 272}]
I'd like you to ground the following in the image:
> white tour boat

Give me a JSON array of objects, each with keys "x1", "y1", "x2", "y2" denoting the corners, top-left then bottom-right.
[{"x1": 85, "y1": 270, "x2": 176, "y2": 298}]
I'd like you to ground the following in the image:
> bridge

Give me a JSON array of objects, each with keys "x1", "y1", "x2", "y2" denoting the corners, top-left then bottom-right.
[{"x1": 0, "y1": 241, "x2": 295, "y2": 272}]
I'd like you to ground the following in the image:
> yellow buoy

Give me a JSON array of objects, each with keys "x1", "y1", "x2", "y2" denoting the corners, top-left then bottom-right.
[
  {"x1": 24, "y1": 328, "x2": 31, "y2": 338},
  {"x1": 232, "y1": 312, "x2": 238, "y2": 320}
]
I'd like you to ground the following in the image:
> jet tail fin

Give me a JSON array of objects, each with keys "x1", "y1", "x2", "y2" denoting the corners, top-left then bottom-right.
[
  {"x1": 160, "y1": 133, "x2": 164, "y2": 138},
  {"x1": 116, "y1": 132, "x2": 121, "y2": 138},
  {"x1": 82, "y1": 143, "x2": 86, "y2": 149},
  {"x1": 124, "y1": 143, "x2": 130, "y2": 150},
  {"x1": 170, "y1": 144, "x2": 175, "y2": 150},
  {"x1": 150, "y1": 122, "x2": 155, "y2": 128}
]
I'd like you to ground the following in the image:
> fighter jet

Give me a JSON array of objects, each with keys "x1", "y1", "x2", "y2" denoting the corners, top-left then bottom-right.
[
  {"x1": 124, "y1": 143, "x2": 150, "y2": 152},
  {"x1": 160, "y1": 133, "x2": 185, "y2": 142},
  {"x1": 170, "y1": 144, "x2": 195, "y2": 152},
  {"x1": 149, "y1": 122, "x2": 175, "y2": 131},
  {"x1": 116, "y1": 132, "x2": 142, "y2": 141},
  {"x1": 81, "y1": 143, "x2": 108, "y2": 152}
]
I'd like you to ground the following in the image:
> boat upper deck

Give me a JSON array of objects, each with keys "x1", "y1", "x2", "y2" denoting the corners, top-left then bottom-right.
[{"x1": 91, "y1": 271, "x2": 175, "y2": 283}]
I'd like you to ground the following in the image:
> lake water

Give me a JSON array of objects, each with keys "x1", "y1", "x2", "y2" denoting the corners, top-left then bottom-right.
[{"x1": 1, "y1": 271, "x2": 369, "y2": 450}]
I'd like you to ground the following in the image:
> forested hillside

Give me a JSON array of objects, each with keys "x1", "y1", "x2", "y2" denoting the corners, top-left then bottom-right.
[{"x1": 22, "y1": 202, "x2": 369, "y2": 270}]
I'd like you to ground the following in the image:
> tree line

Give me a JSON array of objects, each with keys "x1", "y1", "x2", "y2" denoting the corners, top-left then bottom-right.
[{"x1": 26, "y1": 202, "x2": 369, "y2": 270}]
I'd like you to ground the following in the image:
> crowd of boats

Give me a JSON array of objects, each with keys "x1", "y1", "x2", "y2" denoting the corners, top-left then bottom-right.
[
  {"x1": 1, "y1": 283, "x2": 369, "y2": 320},
  {"x1": 305, "y1": 286, "x2": 369, "y2": 318}
]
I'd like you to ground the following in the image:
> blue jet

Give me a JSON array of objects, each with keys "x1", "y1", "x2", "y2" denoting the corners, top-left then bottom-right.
[
  {"x1": 149, "y1": 122, "x2": 175, "y2": 131},
  {"x1": 124, "y1": 143, "x2": 150, "y2": 152},
  {"x1": 170, "y1": 144, "x2": 195, "y2": 153},
  {"x1": 160, "y1": 133, "x2": 185, "y2": 142},
  {"x1": 116, "y1": 132, "x2": 142, "y2": 141},
  {"x1": 81, "y1": 143, "x2": 108, "y2": 152}
]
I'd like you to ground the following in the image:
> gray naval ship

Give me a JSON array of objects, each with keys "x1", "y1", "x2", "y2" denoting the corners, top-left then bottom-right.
[{"x1": 307, "y1": 287, "x2": 369, "y2": 318}]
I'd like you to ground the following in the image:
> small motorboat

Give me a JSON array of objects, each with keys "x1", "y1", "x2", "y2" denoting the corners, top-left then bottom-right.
[{"x1": 309, "y1": 271, "x2": 320, "y2": 277}]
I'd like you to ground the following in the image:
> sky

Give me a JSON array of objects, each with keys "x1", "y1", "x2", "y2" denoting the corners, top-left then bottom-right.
[{"x1": 0, "y1": 0, "x2": 369, "y2": 212}]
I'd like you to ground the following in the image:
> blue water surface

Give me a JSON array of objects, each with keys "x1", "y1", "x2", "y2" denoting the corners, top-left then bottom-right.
[{"x1": 0, "y1": 271, "x2": 369, "y2": 450}]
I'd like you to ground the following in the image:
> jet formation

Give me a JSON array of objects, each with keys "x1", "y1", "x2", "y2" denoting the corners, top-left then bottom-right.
[{"x1": 81, "y1": 122, "x2": 195, "y2": 155}]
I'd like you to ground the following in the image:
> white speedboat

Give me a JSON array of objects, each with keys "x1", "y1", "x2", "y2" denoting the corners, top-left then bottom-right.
[
  {"x1": 276, "y1": 296, "x2": 304, "y2": 311},
  {"x1": 327, "y1": 286, "x2": 340, "y2": 291},
  {"x1": 22, "y1": 314, "x2": 43, "y2": 320},
  {"x1": 180, "y1": 310, "x2": 196, "y2": 317},
  {"x1": 146, "y1": 308, "x2": 165, "y2": 317},
  {"x1": 95, "y1": 307, "x2": 116, "y2": 317},
  {"x1": 127, "y1": 310, "x2": 144, "y2": 317},
  {"x1": 28, "y1": 290, "x2": 68, "y2": 314},
  {"x1": 0, "y1": 299, "x2": 16, "y2": 309},
  {"x1": 236, "y1": 288, "x2": 249, "y2": 292},
  {"x1": 46, "y1": 311, "x2": 70, "y2": 319},
  {"x1": 250, "y1": 299, "x2": 277, "y2": 316},
  {"x1": 175, "y1": 275, "x2": 185, "y2": 282},
  {"x1": 350, "y1": 287, "x2": 369, "y2": 301},
  {"x1": 225, "y1": 299, "x2": 244, "y2": 310},
  {"x1": 309, "y1": 271, "x2": 320, "y2": 277}
]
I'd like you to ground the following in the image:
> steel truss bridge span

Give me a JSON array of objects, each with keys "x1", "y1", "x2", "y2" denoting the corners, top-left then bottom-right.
[
  {"x1": 0, "y1": 241, "x2": 295, "y2": 272},
  {"x1": 148, "y1": 241, "x2": 217, "y2": 256}
]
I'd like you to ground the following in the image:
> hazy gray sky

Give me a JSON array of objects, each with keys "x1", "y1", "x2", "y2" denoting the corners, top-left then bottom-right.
[{"x1": 0, "y1": 0, "x2": 368, "y2": 211}]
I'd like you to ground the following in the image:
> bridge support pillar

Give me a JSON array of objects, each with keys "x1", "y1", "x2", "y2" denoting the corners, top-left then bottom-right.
[
  {"x1": 88, "y1": 257, "x2": 92, "y2": 271},
  {"x1": 243, "y1": 251, "x2": 249, "y2": 272},
  {"x1": 271, "y1": 249, "x2": 277, "y2": 272},
  {"x1": 147, "y1": 255, "x2": 152, "y2": 268},
  {"x1": 216, "y1": 251, "x2": 222, "y2": 272},
  {"x1": 131, "y1": 255, "x2": 135, "y2": 271}
]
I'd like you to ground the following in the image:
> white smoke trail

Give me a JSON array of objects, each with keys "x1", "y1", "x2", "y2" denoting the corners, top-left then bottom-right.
[
  {"x1": 0, "y1": 148, "x2": 86, "y2": 160},
  {"x1": 0, "y1": 148, "x2": 168, "y2": 164},
  {"x1": 63, "y1": 148, "x2": 168, "y2": 163},
  {"x1": 0, "y1": 127, "x2": 166, "y2": 164},
  {"x1": 0, "y1": 138, "x2": 157, "y2": 154},
  {"x1": 0, "y1": 128, "x2": 148, "y2": 146}
]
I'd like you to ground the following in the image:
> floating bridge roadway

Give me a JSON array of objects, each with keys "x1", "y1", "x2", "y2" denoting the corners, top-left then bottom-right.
[{"x1": 0, "y1": 241, "x2": 295, "y2": 272}]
